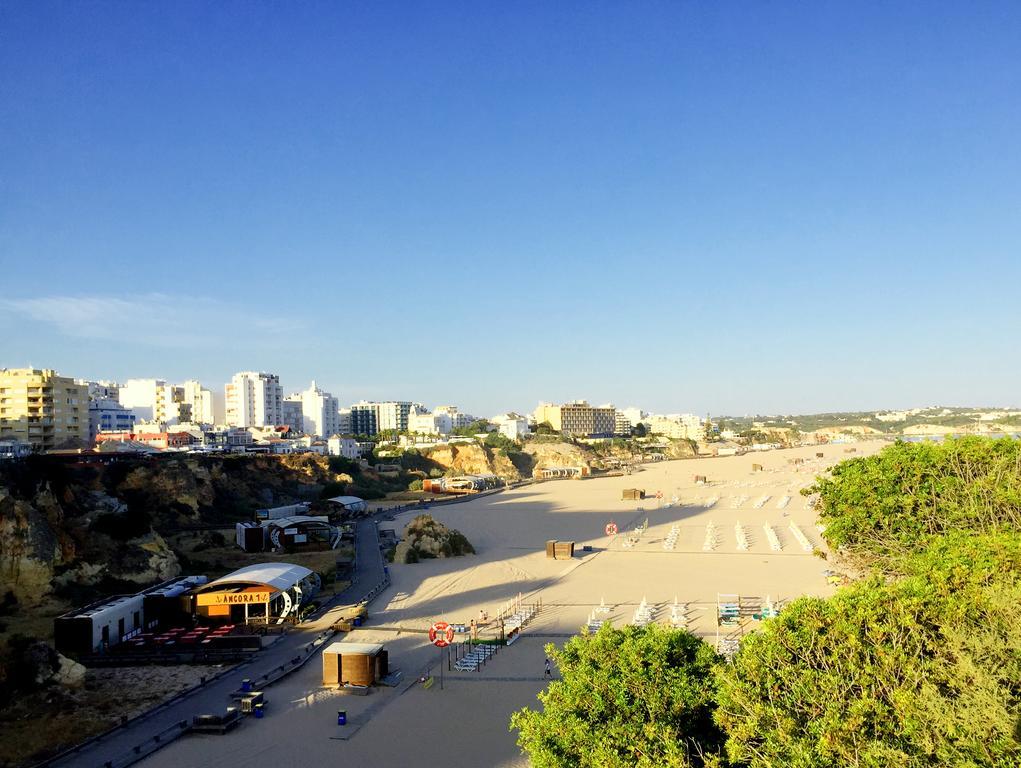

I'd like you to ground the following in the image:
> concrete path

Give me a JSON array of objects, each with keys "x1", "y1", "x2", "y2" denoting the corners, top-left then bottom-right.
[{"x1": 50, "y1": 518, "x2": 388, "y2": 768}]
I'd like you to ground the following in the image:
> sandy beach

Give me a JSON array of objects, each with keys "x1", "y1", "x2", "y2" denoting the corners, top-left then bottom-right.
[{"x1": 142, "y1": 441, "x2": 885, "y2": 768}]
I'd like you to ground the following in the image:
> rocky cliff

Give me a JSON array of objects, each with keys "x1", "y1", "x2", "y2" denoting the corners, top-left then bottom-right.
[
  {"x1": 419, "y1": 443, "x2": 525, "y2": 480},
  {"x1": 0, "y1": 454, "x2": 351, "y2": 606},
  {"x1": 394, "y1": 514, "x2": 475, "y2": 563}
]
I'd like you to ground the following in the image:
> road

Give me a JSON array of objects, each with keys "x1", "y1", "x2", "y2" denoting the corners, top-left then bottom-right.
[{"x1": 50, "y1": 518, "x2": 387, "y2": 768}]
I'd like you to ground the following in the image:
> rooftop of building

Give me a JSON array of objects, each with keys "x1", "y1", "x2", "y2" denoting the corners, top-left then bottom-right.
[{"x1": 198, "y1": 562, "x2": 314, "y2": 593}]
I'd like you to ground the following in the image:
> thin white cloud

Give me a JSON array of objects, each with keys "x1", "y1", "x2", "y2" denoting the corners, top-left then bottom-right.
[{"x1": 0, "y1": 293, "x2": 306, "y2": 349}]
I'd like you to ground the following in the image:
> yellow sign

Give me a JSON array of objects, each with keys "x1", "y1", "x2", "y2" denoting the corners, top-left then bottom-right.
[{"x1": 197, "y1": 591, "x2": 272, "y2": 606}]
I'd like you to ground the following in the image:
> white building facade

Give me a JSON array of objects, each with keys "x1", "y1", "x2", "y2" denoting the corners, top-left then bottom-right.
[
  {"x1": 376, "y1": 401, "x2": 413, "y2": 433},
  {"x1": 119, "y1": 379, "x2": 191, "y2": 425},
  {"x1": 492, "y1": 412, "x2": 530, "y2": 440},
  {"x1": 288, "y1": 381, "x2": 340, "y2": 438},
  {"x1": 88, "y1": 398, "x2": 136, "y2": 442},
  {"x1": 179, "y1": 380, "x2": 215, "y2": 424},
  {"x1": 225, "y1": 372, "x2": 283, "y2": 428},
  {"x1": 408, "y1": 407, "x2": 453, "y2": 435},
  {"x1": 327, "y1": 436, "x2": 362, "y2": 459},
  {"x1": 646, "y1": 413, "x2": 703, "y2": 440}
]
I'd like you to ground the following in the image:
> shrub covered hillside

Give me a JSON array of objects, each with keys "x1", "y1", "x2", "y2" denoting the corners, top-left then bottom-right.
[{"x1": 512, "y1": 437, "x2": 1021, "y2": 768}]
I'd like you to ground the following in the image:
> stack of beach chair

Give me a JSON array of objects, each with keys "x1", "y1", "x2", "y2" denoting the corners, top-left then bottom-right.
[
  {"x1": 753, "y1": 495, "x2": 771, "y2": 509},
  {"x1": 788, "y1": 521, "x2": 813, "y2": 552},
  {"x1": 718, "y1": 636, "x2": 740, "y2": 659},
  {"x1": 585, "y1": 610, "x2": 606, "y2": 633},
  {"x1": 717, "y1": 597, "x2": 740, "y2": 627},
  {"x1": 703, "y1": 495, "x2": 719, "y2": 509},
  {"x1": 731, "y1": 495, "x2": 749, "y2": 509},
  {"x1": 703, "y1": 522, "x2": 719, "y2": 551},
  {"x1": 763, "y1": 524, "x2": 782, "y2": 552},
  {"x1": 632, "y1": 597, "x2": 656, "y2": 627},
  {"x1": 453, "y1": 643, "x2": 496, "y2": 672},
  {"x1": 776, "y1": 495, "x2": 791, "y2": 509},
  {"x1": 735, "y1": 522, "x2": 750, "y2": 551},
  {"x1": 663, "y1": 524, "x2": 680, "y2": 550},
  {"x1": 669, "y1": 598, "x2": 688, "y2": 628},
  {"x1": 504, "y1": 604, "x2": 537, "y2": 634}
]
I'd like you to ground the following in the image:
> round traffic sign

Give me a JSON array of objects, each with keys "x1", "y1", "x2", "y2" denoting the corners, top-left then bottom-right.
[
  {"x1": 605, "y1": 522, "x2": 618, "y2": 536},
  {"x1": 429, "y1": 621, "x2": 455, "y2": 647},
  {"x1": 656, "y1": 490, "x2": 663, "y2": 499}
]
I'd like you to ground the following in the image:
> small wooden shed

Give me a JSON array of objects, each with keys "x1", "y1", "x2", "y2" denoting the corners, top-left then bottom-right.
[
  {"x1": 545, "y1": 540, "x2": 575, "y2": 560},
  {"x1": 322, "y1": 641, "x2": 387, "y2": 687}
]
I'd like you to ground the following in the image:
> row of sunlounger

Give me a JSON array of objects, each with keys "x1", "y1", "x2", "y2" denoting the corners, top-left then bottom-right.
[{"x1": 453, "y1": 643, "x2": 497, "y2": 672}]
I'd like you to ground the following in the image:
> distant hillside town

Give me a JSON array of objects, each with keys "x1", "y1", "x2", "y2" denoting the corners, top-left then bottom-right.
[
  {"x1": 0, "y1": 367, "x2": 715, "y2": 459},
  {"x1": 2, "y1": 367, "x2": 1016, "y2": 461}
]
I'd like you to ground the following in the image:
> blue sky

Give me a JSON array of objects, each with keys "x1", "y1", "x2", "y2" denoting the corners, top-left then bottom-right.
[{"x1": 2, "y1": 2, "x2": 1019, "y2": 417}]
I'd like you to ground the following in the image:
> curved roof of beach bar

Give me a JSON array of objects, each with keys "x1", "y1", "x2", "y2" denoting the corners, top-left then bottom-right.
[
  {"x1": 327, "y1": 495, "x2": 368, "y2": 513},
  {"x1": 191, "y1": 563, "x2": 321, "y2": 623}
]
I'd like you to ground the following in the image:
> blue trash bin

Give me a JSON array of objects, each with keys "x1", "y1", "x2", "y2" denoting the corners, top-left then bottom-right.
[
  {"x1": 353, "y1": 616, "x2": 362, "y2": 627},
  {"x1": 254, "y1": 704, "x2": 264, "y2": 719},
  {"x1": 241, "y1": 678, "x2": 252, "y2": 692},
  {"x1": 337, "y1": 710, "x2": 347, "y2": 726}
]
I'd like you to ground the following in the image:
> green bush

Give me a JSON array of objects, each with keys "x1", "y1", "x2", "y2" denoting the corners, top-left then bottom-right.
[
  {"x1": 512, "y1": 624, "x2": 725, "y2": 767},
  {"x1": 408, "y1": 478, "x2": 423, "y2": 491}
]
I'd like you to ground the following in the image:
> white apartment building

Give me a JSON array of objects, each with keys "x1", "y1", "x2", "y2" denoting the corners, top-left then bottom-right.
[
  {"x1": 287, "y1": 381, "x2": 340, "y2": 438},
  {"x1": 492, "y1": 412, "x2": 531, "y2": 440},
  {"x1": 376, "y1": 401, "x2": 413, "y2": 433},
  {"x1": 614, "y1": 410, "x2": 632, "y2": 436},
  {"x1": 79, "y1": 380, "x2": 121, "y2": 401},
  {"x1": 179, "y1": 380, "x2": 215, "y2": 424},
  {"x1": 619, "y1": 407, "x2": 648, "y2": 427},
  {"x1": 408, "y1": 406, "x2": 453, "y2": 435},
  {"x1": 119, "y1": 379, "x2": 192, "y2": 425},
  {"x1": 225, "y1": 372, "x2": 283, "y2": 428},
  {"x1": 327, "y1": 436, "x2": 361, "y2": 460},
  {"x1": 433, "y1": 405, "x2": 475, "y2": 431},
  {"x1": 88, "y1": 398, "x2": 135, "y2": 442},
  {"x1": 646, "y1": 413, "x2": 704, "y2": 440}
]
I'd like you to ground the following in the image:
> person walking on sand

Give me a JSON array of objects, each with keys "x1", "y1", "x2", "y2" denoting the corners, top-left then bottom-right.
[{"x1": 544, "y1": 657, "x2": 552, "y2": 678}]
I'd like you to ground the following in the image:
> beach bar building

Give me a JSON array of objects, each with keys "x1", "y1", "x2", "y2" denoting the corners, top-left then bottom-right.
[{"x1": 189, "y1": 563, "x2": 321, "y2": 624}]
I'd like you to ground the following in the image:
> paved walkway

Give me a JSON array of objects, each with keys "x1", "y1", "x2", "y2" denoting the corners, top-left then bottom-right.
[{"x1": 50, "y1": 518, "x2": 387, "y2": 768}]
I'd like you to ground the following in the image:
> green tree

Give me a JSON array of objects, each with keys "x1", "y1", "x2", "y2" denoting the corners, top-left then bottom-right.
[
  {"x1": 452, "y1": 419, "x2": 494, "y2": 436},
  {"x1": 809, "y1": 436, "x2": 1021, "y2": 571},
  {"x1": 511, "y1": 624, "x2": 726, "y2": 768},
  {"x1": 715, "y1": 565, "x2": 1021, "y2": 767},
  {"x1": 632, "y1": 423, "x2": 648, "y2": 438},
  {"x1": 484, "y1": 431, "x2": 518, "y2": 452}
]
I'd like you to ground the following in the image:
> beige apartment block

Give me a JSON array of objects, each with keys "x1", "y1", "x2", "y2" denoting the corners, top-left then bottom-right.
[
  {"x1": 0, "y1": 368, "x2": 88, "y2": 450},
  {"x1": 533, "y1": 400, "x2": 616, "y2": 437}
]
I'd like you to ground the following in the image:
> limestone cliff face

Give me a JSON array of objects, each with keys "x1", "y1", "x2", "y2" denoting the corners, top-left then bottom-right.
[
  {"x1": 0, "y1": 454, "x2": 350, "y2": 604},
  {"x1": 0, "y1": 486, "x2": 68, "y2": 599},
  {"x1": 521, "y1": 441, "x2": 596, "y2": 472},
  {"x1": 421, "y1": 443, "x2": 523, "y2": 480}
]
